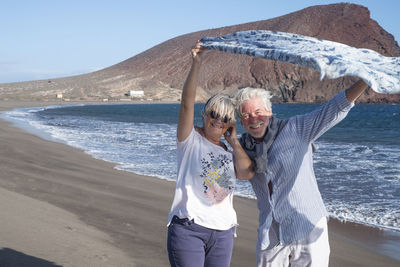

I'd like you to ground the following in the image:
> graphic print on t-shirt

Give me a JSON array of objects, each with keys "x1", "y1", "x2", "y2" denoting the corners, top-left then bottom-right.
[{"x1": 200, "y1": 152, "x2": 234, "y2": 204}]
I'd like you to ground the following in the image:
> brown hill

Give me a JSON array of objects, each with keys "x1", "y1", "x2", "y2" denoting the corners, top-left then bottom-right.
[{"x1": 1, "y1": 3, "x2": 399, "y2": 103}]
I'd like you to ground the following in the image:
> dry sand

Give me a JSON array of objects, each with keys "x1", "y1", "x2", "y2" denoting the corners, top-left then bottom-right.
[{"x1": 0, "y1": 100, "x2": 399, "y2": 267}]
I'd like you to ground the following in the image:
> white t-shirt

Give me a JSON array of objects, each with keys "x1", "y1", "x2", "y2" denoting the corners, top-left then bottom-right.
[{"x1": 167, "y1": 128, "x2": 238, "y2": 230}]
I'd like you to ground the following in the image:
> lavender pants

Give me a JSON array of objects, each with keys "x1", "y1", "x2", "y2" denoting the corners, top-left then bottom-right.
[{"x1": 167, "y1": 216, "x2": 235, "y2": 267}]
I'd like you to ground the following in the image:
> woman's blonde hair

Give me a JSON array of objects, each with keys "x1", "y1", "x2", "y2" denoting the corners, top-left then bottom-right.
[{"x1": 202, "y1": 93, "x2": 236, "y2": 124}]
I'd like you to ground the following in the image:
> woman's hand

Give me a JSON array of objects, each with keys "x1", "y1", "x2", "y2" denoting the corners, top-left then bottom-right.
[
  {"x1": 191, "y1": 41, "x2": 206, "y2": 64},
  {"x1": 177, "y1": 41, "x2": 205, "y2": 142},
  {"x1": 224, "y1": 124, "x2": 239, "y2": 148},
  {"x1": 225, "y1": 124, "x2": 255, "y2": 180}
]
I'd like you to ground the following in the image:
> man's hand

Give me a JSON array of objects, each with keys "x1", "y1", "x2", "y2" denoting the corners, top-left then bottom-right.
[{"x1": 345, "y1": 79, "x2": 369, "y2": 103}]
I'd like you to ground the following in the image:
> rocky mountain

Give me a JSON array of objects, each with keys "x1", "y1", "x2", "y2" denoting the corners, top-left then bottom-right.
[{"x1": 1, "y1": 3, "x2": 399, "y2": 103}]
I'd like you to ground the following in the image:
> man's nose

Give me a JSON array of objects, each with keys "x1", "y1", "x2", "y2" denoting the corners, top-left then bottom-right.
[{"x1": 248, "y1": 113, "x2": 258, "y2": 120}]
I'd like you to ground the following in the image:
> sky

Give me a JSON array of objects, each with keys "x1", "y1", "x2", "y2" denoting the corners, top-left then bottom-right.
[{"x1": 1, "y1": 0, "x2": 399, "y2": 84}]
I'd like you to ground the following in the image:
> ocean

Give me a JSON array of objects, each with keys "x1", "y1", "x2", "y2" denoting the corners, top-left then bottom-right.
[{"x1": 2, "y1": 103, "x2": 399, "y2": 233}]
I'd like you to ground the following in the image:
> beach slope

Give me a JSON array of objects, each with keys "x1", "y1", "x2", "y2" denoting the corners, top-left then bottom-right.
[{"x1": 0, "y1": 102, "x2": 399, "y2": 267}]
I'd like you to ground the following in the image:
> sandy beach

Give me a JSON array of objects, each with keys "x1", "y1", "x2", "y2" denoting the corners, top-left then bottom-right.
[{"x1": 0, "y1": 101, "x2": 399, "y2": 267}]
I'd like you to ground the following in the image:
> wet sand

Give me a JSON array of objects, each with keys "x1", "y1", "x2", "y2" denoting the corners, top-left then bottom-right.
[{"x1": 0, "y1": 101, "x2": 399, "y2": 266}]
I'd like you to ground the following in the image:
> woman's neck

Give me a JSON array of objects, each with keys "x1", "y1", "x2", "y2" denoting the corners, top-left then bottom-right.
[{"x1": 196, "y1": 127, "x2": 225, "y2": 148}]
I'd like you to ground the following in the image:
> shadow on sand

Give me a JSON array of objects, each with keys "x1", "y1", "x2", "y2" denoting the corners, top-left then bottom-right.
[{"x1": 0, "y1": 248, "x2": 62, "y2": 267}]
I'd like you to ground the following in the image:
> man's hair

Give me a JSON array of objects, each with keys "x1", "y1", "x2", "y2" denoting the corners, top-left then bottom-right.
[
  {"x1": 234, "y1": 87, "x2": 272, "y2": 118},
  {"x1": 202, "y1": 93, "x2": 236, "y2": 124}
]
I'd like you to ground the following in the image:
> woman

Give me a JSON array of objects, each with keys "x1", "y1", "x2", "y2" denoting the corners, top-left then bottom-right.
[{"x1": 167, "y1": 42, "x2": 254, "y2": 267}]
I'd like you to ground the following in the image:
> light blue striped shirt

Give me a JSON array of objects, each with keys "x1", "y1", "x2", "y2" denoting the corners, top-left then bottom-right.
[{"x1": 248, "y1": 90, "x2": 354, "y2": 250}]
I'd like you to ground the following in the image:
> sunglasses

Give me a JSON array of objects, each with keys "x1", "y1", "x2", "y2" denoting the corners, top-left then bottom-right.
[{"x1": 208, "y1": 110, "x2": 232, "y2": 123}]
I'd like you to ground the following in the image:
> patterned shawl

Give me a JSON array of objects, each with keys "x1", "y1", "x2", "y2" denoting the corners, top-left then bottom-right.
[{"x1": 201, "y1": 30, "x2": 400, "y2": 94}]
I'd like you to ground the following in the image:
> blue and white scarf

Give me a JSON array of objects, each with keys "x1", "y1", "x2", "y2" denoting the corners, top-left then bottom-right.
[
  {"x1": 239, "y1": 116, "x2": 287, "y2": 173},
  {"x1": 200, "y1": 30, "x2": 400, "y2": 94}
]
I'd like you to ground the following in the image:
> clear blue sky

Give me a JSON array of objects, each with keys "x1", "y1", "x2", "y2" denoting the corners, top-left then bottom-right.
[{"x1": 1, "y1": 0, "x2": 399, "y2": 84}]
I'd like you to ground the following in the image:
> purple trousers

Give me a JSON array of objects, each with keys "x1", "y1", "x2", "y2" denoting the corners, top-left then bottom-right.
[{"x1": 167, "y1": 216, "x2": 234, "y2": 267}]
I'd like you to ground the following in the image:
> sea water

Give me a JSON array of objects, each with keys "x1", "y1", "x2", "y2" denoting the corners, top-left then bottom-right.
[{"x1": 2, "y1": 103, "x2": 399, "y2": 233}]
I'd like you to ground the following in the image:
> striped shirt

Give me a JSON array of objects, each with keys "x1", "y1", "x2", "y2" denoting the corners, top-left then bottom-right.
[{"x1": 248, "y1": 90, "x2": 354, "y2": 250}]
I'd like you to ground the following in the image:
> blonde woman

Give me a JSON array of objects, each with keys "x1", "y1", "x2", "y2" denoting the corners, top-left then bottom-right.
[{"x1": 167, "y1": 42, "x2": 254, "y2": 267}]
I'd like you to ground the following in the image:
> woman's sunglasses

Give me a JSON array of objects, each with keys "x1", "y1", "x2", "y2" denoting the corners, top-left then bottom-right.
[{"x1": 208, "y1": 110, "x2": 232, "y2": 123}]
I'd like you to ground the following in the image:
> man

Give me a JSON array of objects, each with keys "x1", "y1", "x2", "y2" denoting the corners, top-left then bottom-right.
[{"x1": 235, "y1": 79, "x2": 368, "y2": 266}]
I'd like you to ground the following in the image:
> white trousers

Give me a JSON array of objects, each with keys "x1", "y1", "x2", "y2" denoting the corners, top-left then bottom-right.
[{"x1": 257, "y1": 217, "x2": 330, "y2": 267}]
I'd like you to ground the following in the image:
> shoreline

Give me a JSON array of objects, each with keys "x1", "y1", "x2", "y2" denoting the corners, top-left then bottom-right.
[{"x1": 0, "y1": 100, "x2": 399, "y2": 266}]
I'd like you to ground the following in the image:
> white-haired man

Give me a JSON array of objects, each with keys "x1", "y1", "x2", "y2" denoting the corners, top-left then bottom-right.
[{"x1": 235, "y1": 80, "x2": 368, "y2": 266}]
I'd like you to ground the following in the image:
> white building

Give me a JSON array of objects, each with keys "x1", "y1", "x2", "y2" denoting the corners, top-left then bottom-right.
[{"x1": 128, "y1": 90, "x2": 144, "y2": 98}]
